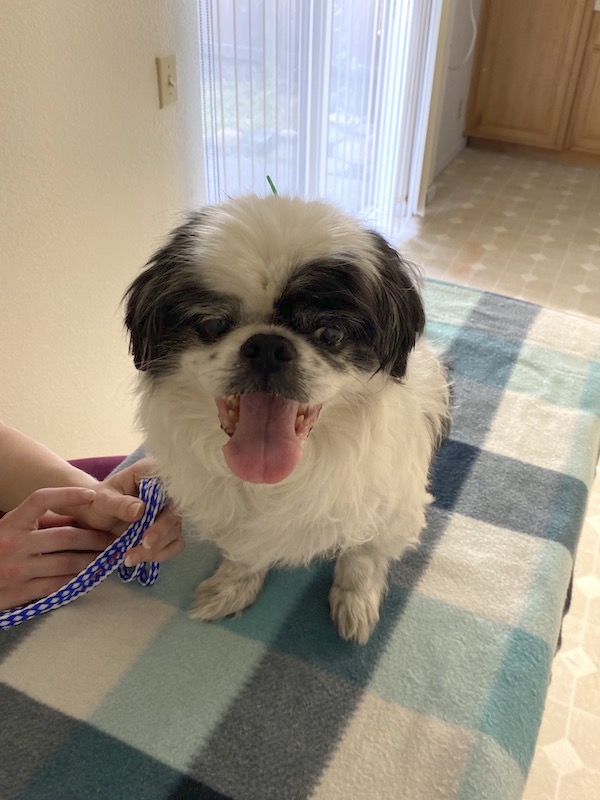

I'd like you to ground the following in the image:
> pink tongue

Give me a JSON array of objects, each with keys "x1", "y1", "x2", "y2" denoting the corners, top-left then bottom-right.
[{"x1": 223, "y1": 393, "x2": 302, "y2": 484}]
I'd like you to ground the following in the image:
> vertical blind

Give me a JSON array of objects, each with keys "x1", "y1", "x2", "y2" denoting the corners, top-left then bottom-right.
[{"x1": 199, "y1": 0, "x2": 441, "y2": 236}]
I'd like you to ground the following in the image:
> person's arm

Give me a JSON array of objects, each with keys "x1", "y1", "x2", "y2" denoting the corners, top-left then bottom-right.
[
  {"x1": 0, "y1": 421, "x2": 184, "y2": 612},
  {"x1": 0, "y1": 421, "x2": 97, "y2": 513},
  {"x1": 0, "y1": 421, "x2": 147, "y2": 525}
]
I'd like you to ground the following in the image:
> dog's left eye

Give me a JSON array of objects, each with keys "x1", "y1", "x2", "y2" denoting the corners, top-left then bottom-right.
[
  {"x1": 196, "y1": 317, "x2": 233, "y2": 341},
  {"x1": 315, "y1": 326, "x2": 344, "y2": 346}
]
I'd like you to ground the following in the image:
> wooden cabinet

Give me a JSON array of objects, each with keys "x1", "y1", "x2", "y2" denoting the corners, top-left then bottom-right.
[
  {"x1": 568, "y1": 12, "x2": 600, "y2": 154},
  {"x1": 466, "y1": 0, "x2": 600, "y2": 158}
]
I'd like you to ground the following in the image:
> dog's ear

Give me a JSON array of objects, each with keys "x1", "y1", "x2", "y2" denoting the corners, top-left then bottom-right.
[
  {"x1": 369, "y1": 231, "x2": 425, "y2": 379},
  {"x1": 123, "y1": 264, "x2": 167, "y2": 372},
  {"x1": 124, "y1": 214, "x2": 204, "y2": 372}
]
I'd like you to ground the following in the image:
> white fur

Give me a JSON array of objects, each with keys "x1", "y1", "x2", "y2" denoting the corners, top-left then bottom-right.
[
  {"x1": 192, "y1": 194, "x2": 384, "y2": 311},
  {"x1": 130, "y1": 196, "x2": 450, "y2": 644}
]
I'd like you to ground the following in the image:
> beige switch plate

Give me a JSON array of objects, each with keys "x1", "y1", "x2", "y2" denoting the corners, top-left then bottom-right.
[{"x1": 156, "y1": 55, "x2": 177, "y2": 108}]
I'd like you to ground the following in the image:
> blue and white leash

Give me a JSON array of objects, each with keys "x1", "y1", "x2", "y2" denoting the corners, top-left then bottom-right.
[{"x1": 0, "y1": 477, "x2": 167, "y2": 630}]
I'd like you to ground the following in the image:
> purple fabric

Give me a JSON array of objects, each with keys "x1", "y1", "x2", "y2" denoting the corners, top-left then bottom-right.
[{"x1": 69, "y1": 456, "x2": 126, "y2": 481}]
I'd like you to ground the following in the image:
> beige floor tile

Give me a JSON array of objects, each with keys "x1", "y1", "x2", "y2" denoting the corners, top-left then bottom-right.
[
  {"x1": 468, "y1": 270, "x2": 500, "y2": 293},
  {"x1": 535, "y1": 700, "x2": 571, "y2": 748},
  {"x1": 568, "y1": 709, "x2": 600, "y2": 770},
  {"x1": 524, "y1": 282, "x2": 557, "y2": 305},
  {"x1": 573, "y1": 547, "x2": 597, "y2": 580},
  {"x1": 578, "y1": 292, "x2": 600, "y2": 319},
  {"x1": 559, "y1": 614, "x2": 586, "y2": 652},
  {"x1": 573, "y1": 670, "x2": 600, "y2": 713},
  {"x1": 578, "y1": 522, "x2": 599, "y2": 556},
  {"x1": 547, "y1": 655, "x2": 578, "y2": 705},
  {"x1": 567, "y1": 582, "x2": 589, "y2": 622},
  {"x1": 587, "y1": 594, "x2": 600, "y2": 626},
  {"x1": 523, "y1": 751, "x2": 560, "y2": 799},
  {"x1": 543, "y1": 738, "x2": 584, "y2": 777},
  {"x1": 515, "y1": 236, "x2": 549, "y2": 256},
  {"x1": 549, "y1": 286, "x2": 586, "y2": 312},
  {"x1": 559, "y1": 769, "x2": 600, "y2": 800},
  {"x1": 582, "y1": 624, "x2": 600, "y2": 668}
]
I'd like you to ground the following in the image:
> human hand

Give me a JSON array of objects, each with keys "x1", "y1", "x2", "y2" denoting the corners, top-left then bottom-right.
[
  {"x1": 0, "y1": 487, "x2": 114, "y2": 611},
  {"x1": 68, "y1": 458, "x2": 184, "y2": 569}
]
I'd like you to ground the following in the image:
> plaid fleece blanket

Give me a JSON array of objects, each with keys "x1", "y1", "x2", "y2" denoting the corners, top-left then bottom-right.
[{"x1": 1, "y1": 281, "x2": 599, "y2": 800}]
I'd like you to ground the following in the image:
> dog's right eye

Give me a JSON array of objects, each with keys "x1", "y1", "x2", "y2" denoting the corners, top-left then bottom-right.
[
  {"x1": 315, "y1": 326, "x2": 344, "y2": 346},
  {"x1": 196, "y1": 317, "x2": 233, "y2": 341}
]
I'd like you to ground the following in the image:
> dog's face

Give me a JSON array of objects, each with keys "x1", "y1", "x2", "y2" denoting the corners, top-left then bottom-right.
[{"x1": 125, "y1": 195, "x2": 424, "y2": 484}]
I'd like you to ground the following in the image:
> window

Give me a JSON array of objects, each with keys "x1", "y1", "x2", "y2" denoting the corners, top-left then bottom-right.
[{"x1": 199, "y1": 0, "x2": 442, "y2": 235}]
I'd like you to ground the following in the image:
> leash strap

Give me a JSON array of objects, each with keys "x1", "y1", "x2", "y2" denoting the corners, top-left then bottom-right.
[{"x1": 0, "y1": 477, "x2": 166, "y2": 630}]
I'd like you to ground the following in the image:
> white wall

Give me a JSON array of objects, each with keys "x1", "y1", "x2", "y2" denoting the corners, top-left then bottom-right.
[
  {"x1": 0, "y1": 0, "x2": 204, "y2": 458},
  {"x1": 433, "y1": 0, "x2": 482, "y2": 177}
]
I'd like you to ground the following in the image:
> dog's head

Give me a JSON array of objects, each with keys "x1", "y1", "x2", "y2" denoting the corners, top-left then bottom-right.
[{"x1": 124, "y1": 195, "x2": 424, "y2": 484}]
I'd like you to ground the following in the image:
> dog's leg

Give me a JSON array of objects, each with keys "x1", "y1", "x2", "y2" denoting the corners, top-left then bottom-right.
[
  {"x1": 189, "y1": 558, "x2": 268, "y2": 621},
  {"x1": 329, "y1": 544, "x2": 391, "y2": 645}
]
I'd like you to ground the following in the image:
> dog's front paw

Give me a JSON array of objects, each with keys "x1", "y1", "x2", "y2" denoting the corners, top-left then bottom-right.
[
  {"x1": 329, "y1": 585, "x2": 380, "y2": 645},
  {"x1": 188, "y1": 562, "x2": 266, "y2": 621}
]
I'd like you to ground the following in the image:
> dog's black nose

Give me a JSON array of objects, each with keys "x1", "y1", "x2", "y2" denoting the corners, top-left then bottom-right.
[{"x1": 241, "y1": 333, "x2": 296, "y2": 373}]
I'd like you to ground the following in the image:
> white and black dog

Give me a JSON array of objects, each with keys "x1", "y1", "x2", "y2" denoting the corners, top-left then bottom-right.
[{"x1": 124, "y1": 195, "x2": 449, "y2": 644}]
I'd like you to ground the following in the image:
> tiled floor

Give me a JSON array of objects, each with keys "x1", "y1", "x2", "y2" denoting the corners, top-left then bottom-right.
[
  {"x1": 398, "y1": 147, "x2": 600, "y2": 800},
  {"x1": 399, "y1": 148, "x2": 600, "y2": 320}
]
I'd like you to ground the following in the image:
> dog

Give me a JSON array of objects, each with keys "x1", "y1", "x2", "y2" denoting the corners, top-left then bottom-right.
[{"x1": 124, "y1": 195, "x2": 449, "y2": 644}]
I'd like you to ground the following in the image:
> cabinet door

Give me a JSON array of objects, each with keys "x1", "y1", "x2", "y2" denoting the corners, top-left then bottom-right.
[
  {"x1": 568, "y1": 13, "x2": 600, "y2": 154},
  {"x1": 466, "y1": 0, "x2": 590, "y2": 149}
]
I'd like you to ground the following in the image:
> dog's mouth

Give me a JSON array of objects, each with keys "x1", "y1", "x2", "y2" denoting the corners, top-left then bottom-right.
[{"x1": 215, "y1": 393, "x2": 322, "y2": 484}]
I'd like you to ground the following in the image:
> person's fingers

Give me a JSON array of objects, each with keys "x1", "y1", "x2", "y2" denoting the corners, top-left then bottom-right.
[
  {"x1": 82, "y1": 459, "x2": 161, "y2": 532},
  {"x1": 124, "y1": 534, "x2": 185, "y2": 567},
  {"x1": 129, "y1": 458, "x2": 157, "y2": 486},
  {"x1": 1, "y1": 574, "x2": 81, "y2": 611},
  {"x1": 124, "y1": 507, "x2": 183, "y2": 566},
  {"x1": 124, "y1": 508, "x2": 183, "y2": 565},
  {"x1": 154, "y1": 536, "x2": 185, "y2": 562},
  {"x1": 140, "y1": 508, "x2": 182, "y2": 551},
  {"x1": 7, "y1": 488, "x2": 96, "y2": 528},
  {"x1": 1, "y1": 549, "x2": 100, "y2": 586},
  {"x1": 30, "y1": 526, "x2": 115, "y2": 556},
  {"x1": 26, "y1": 552, "x2": 99, "y2": 580},
  {"x1": 89, "y1": 486, "x2": 145, "y2": 526},
  {"x1": 37, "y1": 511, "x2": 76, "y2": 529},
  {"x1": 108, "y1": 458, "x2": 158, "y2": 493}
]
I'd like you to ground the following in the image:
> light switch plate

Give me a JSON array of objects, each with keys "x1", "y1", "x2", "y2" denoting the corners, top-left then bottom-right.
[{"x1": 156, "y1": 55, "x2": 177, "y2": 108}]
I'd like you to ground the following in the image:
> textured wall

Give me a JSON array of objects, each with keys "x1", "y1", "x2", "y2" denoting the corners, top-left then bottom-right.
[{"x1": 0, "y1": 0, "x2": 204, "y2": 457}]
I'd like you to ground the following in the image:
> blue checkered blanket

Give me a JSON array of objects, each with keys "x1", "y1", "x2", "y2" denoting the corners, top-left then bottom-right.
[{"x1": 1, "y1": 281, "x2": 599, "y2": 800}]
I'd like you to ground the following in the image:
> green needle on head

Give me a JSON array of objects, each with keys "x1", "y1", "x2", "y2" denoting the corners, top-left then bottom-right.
[{"x1": 266, "y1": 175, "x2": 278, "y2": 195}]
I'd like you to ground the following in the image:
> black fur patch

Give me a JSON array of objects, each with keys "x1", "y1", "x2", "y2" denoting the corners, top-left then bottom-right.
[
  {"x1": 124, "y1": 215, "x2": 239, "y2": 373},
  {"x1": 274, "y1": 239, "x2": 425, "y2": 379}
]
